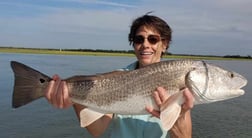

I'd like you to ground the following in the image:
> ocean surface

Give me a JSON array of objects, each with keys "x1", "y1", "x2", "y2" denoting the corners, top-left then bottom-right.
[{"x1": 0, "y1": 53, "x2": 251, "y2": 138}]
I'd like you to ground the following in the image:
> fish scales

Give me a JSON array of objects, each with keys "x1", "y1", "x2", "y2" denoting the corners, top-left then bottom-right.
[{"x1": 68, "y1": 60, "x2": 196, "y2": 113}]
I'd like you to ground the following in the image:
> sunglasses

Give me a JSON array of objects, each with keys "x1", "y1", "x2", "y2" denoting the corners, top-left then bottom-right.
[{"x1": 133, "y1": 35, "x2": 162, "y2": 45}]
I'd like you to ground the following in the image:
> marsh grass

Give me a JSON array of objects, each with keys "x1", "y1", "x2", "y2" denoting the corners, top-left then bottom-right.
[
  {"x1": 0, "y1": 47, "x2": 134, "y2": 56},
  {"x1": 0, "y1": 47, "x2": 250, "y2": 61}
]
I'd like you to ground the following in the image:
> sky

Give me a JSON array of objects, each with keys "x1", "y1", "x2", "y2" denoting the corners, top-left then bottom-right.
[{"x1": 0, "y1": 0, "x2": 251, "y2": 56}]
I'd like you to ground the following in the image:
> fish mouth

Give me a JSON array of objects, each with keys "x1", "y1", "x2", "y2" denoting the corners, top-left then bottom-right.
[
  {"x1": 234, "y1": 88, "x2": 245, "y2": 94},
  {"x1": 231, "y1": 74, "x2": 247, "y2": 90},
  {"x1": 231, "y1": 79, "x2": 247, "y2": 96},
  {"x1": 236, "y1": 78, "x2": 247, "y2": 89},
  {"x1": 237, "y1": 89, "x2": 245, "y2": 95},
  {"x1": 231, "y1": 77, "x2": 248, "y2": 96},
  {"x1": 241, "y1": 79, "x2": 248, "y2": 88}
]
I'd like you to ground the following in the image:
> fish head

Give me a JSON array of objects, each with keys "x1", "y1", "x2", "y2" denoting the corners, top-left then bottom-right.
[{"x1": 186, "y1": 61, "x2": 247, "y2": 104}]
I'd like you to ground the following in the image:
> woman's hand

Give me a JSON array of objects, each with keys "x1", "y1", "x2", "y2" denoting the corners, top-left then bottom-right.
[
  {"x1": 44, "y1": 74, "x2": 72, "y2": 109},
  {"x1": 146, "y1": 87, "x2": 194, "y2": 118},
  {"x1": 146, "y1": 87, "x2": 194, "y2": 138}
]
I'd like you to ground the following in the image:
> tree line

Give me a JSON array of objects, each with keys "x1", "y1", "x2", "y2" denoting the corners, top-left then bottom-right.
[
  {"x1": 1, "y1": 47, "x2": 251, "y2": 59},
  {"x1": 65, "y1": 48, "x2": 252, "y2": 59}
]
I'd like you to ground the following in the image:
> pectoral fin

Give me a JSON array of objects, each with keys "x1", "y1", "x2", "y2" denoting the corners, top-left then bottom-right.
[
  {"x1": 79, "y1": 108, "x2": 104, "y2": 127},
  {"x1": 160, "y1": 92, "x2": 184, "y2": 130}
]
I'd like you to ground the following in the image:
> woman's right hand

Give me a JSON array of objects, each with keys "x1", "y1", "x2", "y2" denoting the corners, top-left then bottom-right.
[
  {"x1": 44, "y1": 75, "x2": 112, "y2": 136},
  {"x1": 45, "y1": 74, "x2": 73, "y2": 109}
]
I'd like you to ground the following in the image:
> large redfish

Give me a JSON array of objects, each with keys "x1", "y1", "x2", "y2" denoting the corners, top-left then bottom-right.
[{"x1": 10, "y1": 60, "x2": 247, "y2": 130}]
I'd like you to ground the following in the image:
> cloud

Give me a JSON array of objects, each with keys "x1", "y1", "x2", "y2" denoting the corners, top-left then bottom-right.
[
  {"x1": 66, "y1": 0, "x2": 137, "y2": 8},
  {"x1": 49, "y1": 0, "x2": 139, "y2": 11},
  {"x1": 0, "y1": 0, "x2": 251, "y2": 56}
]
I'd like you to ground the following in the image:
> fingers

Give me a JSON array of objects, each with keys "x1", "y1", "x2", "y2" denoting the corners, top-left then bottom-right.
[
  {"x1": 145, "y1": 106, "x2": 160, "y2": 118},
  {"x1": 153, "y1": 87, "x2": 169, "y2": 106},
  {"x1": 45, "y1": 74, "x2": 59, "y2": 103},
  {"x1": 62, "y1": 81, "x2": 73, "y2": 108},
  {"x1": 182, "y1": 88, "x2": 194, "y2": 111},
  {"x1": 146, "y1": 87, "x2": 195, "y2": 119},
  {"x1": 146, "y1": 87, "x2": 170, "y2": 118},
  {"x1": 44, "y1": 75, "x2": 72, "y2": 109},
  {"x1": 52, "y1": 76, "x2": 62, "y2": 107}
]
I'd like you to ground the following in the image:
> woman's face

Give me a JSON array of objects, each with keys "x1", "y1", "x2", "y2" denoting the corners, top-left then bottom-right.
[{"x1": 133, "y1": 26, "x2": 167, "y2": 68}]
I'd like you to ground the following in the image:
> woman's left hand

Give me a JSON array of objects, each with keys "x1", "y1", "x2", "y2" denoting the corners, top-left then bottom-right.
[
  {"x1": 146, "y1": 87, "x2": 194, "y2": 138},
  {"x1": 145, "y1": 86, "x2": 194, "y2": 118}
]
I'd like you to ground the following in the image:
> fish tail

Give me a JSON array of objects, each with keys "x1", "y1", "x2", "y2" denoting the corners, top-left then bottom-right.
[{"x1": 10, "y1": 61, "x2": 52, "y2": 108}]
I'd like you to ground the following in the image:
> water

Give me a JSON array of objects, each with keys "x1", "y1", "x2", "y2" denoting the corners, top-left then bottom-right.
[{"x1": 0, "y1": 53, "x2": 251, "y2": 138}]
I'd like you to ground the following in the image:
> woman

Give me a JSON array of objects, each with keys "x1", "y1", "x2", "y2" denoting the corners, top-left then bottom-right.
[{"x1": 45, "y1": 14, "x2": 194, "y2": 138}]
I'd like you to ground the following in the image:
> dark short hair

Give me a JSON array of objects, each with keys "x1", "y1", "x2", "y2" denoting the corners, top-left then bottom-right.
[{"x1": 128, "y1": 14, "x2": 172, "y2": 50}]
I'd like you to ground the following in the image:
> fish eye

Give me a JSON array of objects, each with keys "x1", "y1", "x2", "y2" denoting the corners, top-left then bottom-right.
[{"x1": 230, "y1": 72, "x2": 234, "y2": 78}]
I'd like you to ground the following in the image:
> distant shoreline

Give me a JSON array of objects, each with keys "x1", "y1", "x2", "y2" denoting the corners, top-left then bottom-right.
[
  {"x1": 0, "y1": 47, "x2": 134, "y2": 57},
  {"x1": 0, "y1": 47, "x2": 251, "y2": 61}
]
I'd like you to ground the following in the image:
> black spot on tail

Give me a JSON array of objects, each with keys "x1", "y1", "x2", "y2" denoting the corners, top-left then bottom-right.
[{"x1": 40, "y1": 78, "x2": 45, "y2": 83}]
